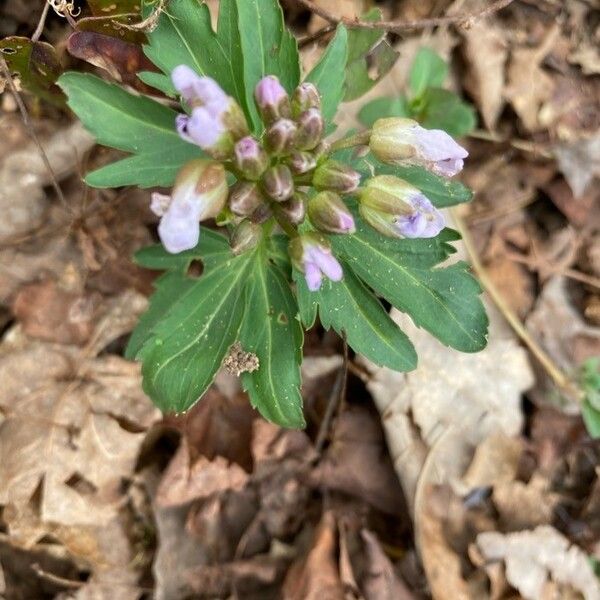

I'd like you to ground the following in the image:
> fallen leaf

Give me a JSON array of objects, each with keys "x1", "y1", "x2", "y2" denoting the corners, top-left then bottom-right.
[
  {"x1": 360, "y1": 529, "x2": 414, "y2": 600},
  {"x1": 310, "y1": 406, "x2": 407, "y2": 515},
  {"x1": 0, "y1": 122, "x2": 94, "y2": 243},
  {"x1": 504, "y1": 26, "x2": 560, "y2": 132},
  {"x1": 282, "y1": 511, "x2": 345, "y2": 600},
  {"x1": 156, "y1": 437, "x2": 249, "y2": 508},
  {"x1": 476, "y1": 526, "x2": 600, "y2": 600},
  {"x1": 362, "y1": 302, "x2": 533, "y2": 514},
  {"x1": 12, "y1": 279, "x2": 102, "y2": 345},
  {"x1": 461, "y1": 21, "x2": 508, "y2": 130},
  {"x1": 554, "y1": 133, "x2": 600, "y2": 198}
]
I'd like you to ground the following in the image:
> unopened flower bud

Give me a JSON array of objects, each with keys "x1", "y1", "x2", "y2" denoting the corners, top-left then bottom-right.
[
  {"x1": 290, "y1": 233, "x2": 343, "y2": 292},
  {"x1": 255, "y1": 75, "x2": 291, "y2": 123},
  {"x1": 308, "y1": 191, "x2": 355, "y2": 234},
  {"x1": 230, "y1": 220, "x2": 262, "y2": 255},
  {"x1": 155, "y1": 159, "x2": 228, "y2": 253},
  {"x1": 359, "y1": 175, "x2": 444, "y2": 238},
  {"x1": 229, "y1": 181, "x2": 265, "y2": 216},
  {"x1": 313, "y1": 160, "x2": 361, "y2": 193},
  {"x1": 287, "y1": 151, "x2": 317, "y2": 175},
  {"x1": 250, "y1": 203, "x2": 273, "y2": 224},
  {"x1": 295, "y1": 108, "x2": 324, "y2": 150},
  {"x1": 263, "y1": 165, "x2": 294, "y2": 202},
  {"x1": 280, "y1": 192, "x2": 307, "y2": 225},
  {"x1": 234, "y1": 137, "x2": 268, "y2": 180},
  {"x1": 265, "y1": 119, "x2": 297, "y2": 155},
  {"x1": 291, "y1": 82, "x2": 321, "y2": 117},
  {"x1": 369, "y1": 118, "x2": 468, "y2": 177}
]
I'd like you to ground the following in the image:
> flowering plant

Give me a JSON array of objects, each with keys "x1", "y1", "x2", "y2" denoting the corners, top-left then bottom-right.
[{"x1": 58, "y1": 0, "x2": 488, "y2": 427}]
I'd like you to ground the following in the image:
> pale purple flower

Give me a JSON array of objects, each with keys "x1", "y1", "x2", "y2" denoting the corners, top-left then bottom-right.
[
  {"x1": 176, "y1": 107, "x2": 227, "y2": 150},
  {"x1": 395, "y1": 193, "x2": 445, "y2": 238},
  {"x1": 291, "y1": 235, "x2": 343, "y2": 292},
  {"x1": 153, "y1": 160, "x2": 228, "y2": 254},
  {"x1": 303, "y1": 242, "x2": 343, "y2": 291},
  {"x1": 158, "y1": 196, "x2": 201, "y2": 254},
  {"x1": 171, "y1": 65, "x2": 228, "y2": 110},
  {"x1": 370, "y1": 118, "x2": 468, "y2": 177},
  {"x1": 234, "y1": 136, "x2": 268, "y2": 179}
]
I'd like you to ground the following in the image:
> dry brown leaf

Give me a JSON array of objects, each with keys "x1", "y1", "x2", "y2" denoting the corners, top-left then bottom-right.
[
  {"x1": 12, "y1": 279, "x2": 102, "y2": 345},
  {"x1": 476, "y1": 526, "x2": 600, "y2": 600},
  {"x1": 362, "y1": 303, "x2": 533, "y2": 514},
  {"x1": 282, "y1": 511, "x2": 345, "y2": 600},
  {"x1": 461, "y1": 21, "x2": 508, "y2": 130},
  {"x1": 504, "y1": 27, "x2": 560, "y2": 132},
  {"x1": 156, "y1": 437, "x2": 249, "y2": 508},
  {"x1": 307, "y1": 0, "x2": 366, "y2": 33},
  {"x1": 485, "y1": 257, "x2": 535, "y2": 319},
  {"x1": 360, "y1": 530, "x2": 414, "y2": 600},
  {"x1": 310, "y1": 406, "x2": 407, "y2": 515},
  {"x1": 554, "y1": 133, "x2": 600, "y2": 198},
  {"x1": 0, "y1": 123, "x2": 94, "y2": 243},
  {"x1": 526, "y1": 276, "x2": 600, "y2": 401}
]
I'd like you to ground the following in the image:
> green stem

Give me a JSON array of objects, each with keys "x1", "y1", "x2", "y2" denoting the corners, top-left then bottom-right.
[{"x1": 330, "y1": 130, "x2": 372, "y2": 152}]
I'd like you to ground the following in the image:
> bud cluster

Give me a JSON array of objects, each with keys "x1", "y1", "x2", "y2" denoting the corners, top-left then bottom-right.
[{"x1": 152, "y1": 65, "x2": 469, "y2": 292}]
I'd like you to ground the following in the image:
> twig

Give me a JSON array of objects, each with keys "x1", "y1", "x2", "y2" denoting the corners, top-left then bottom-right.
[
  {"x1": 505, "y1": 250, "x2": 600, "y2": 290},
  {"x1": 0, "y1": 57, "x2": 68, "y2": 210},
  {"x1": 298, "y1": 24, "x2": 336, "y2": 47},
  {"x1": 314, "y1": 340, "x2": 348, "y2": 457},
  {"x1": 452, "y1": 209, "x2": 580, "y2": 399},
  {"x1": 32, "y1": 2, "x2": 51, "y2": 42},
  {"x1": 295, "y1": 0, "x2": 516, "y2": 32}
]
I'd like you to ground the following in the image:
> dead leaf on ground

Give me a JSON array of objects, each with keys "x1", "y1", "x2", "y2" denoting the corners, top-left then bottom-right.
[
  {"x1": 504, "y1": 26, "x2": 560, "y2": 132},
  {"x1": 360, "y1": 529, "x2": 414, "y2": 600},
  {"x1": 476, "y1": 526, "x2": 600, "y2": 600},
  {"x1": 282, "y1": 511, "x2": 345, "y2": 600},
  {"x1": 554, "y1": 133, "x2": 600, "y2": 198},
  {"x1": 310, "y1": 405, "x2": 407, "y2": 515},
  {"x1": 461, "y1": 21, "x2": 508, "y2": 130}
]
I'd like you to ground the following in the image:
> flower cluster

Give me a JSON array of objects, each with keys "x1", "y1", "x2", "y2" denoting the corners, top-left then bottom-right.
[{"x1": 152, "y1": 65, "x2": 468, "y2": 291}]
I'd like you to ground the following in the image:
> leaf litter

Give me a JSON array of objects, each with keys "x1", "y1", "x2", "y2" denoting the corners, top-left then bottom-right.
[{"x1": 1, "y1": 0, "x2": 600, "y2": 598}]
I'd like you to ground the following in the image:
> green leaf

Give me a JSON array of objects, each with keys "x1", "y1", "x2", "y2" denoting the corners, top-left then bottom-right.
[
  {"x1": 332, "y1": 218, "x2": 488, "y2": 353},
  {"x1": 138, "y1": 251, "x2": 252, "y2": 413},
  {"x1": 58, "y1": 72, "x2": 199, "y2": 188},
  {"x1": 299, "y1": 265, "x2": 417, "y2": 371},
  {"x1": 0, "y1": 37, "x2": 64, "y2": 106},
  {"x1": 582, "y1": 399, "x2": 600, "y2": 439},
  {"x1": 419, "y1": 88, "x2": 476, "y2": 137},
  {"x1": 344, "y1": 9, "x2": 398, "y2": 102},
  {"x1": 409, "y1": 48, "x2": 448, "y2": 98},
  {"x1": 240, "y1": 257, "x2": 305, "y2": 428},
  {"x1": 142, "y1": 0, "x2": 250, "y2": 122},
  {"x1": 237, "y1": 0, "x2": 301, "y2": 131},
  {"x1": 305, "y1": 25, "x2": 348, "y2": 122},
  {"x1": 125, "y1": 271, "x2": 194, "y2": 360},
  {"x1": 293, "y1": 268, "x2": 318, "y2": 329},
  {"x1": 358, "y1": 96, "x2": 410, "y2": 127}
]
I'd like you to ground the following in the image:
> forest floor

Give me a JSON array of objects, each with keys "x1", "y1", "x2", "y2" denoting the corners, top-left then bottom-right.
[{"x1": 0, "y1": 0, "x2": 599, "y2": 598}]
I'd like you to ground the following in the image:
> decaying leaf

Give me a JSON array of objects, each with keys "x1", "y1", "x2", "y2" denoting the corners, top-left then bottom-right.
[
  {"x1": 554, "y1": 133, "x2": 600, "y2": 198},
  {"x1": 362, "y1": 303, "x2": 533, "y2": 514},
  {"x1": 461, "y1": 21, "x2": 508, "y2": 130},
  {"x1": 476, "y1": 526, "x2": 600, "y2": 600}
]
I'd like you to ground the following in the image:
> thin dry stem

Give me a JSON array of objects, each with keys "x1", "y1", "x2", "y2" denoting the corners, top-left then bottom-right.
[
  {"x1": 0, "y1": 57, "x2": 69, "y2": 211},
  {"x1": 295, "y1": 0, "x2": 516, "y2": 32},
  {"x1": 452, "y1": 209, "x2": 581, "y2": 399}
]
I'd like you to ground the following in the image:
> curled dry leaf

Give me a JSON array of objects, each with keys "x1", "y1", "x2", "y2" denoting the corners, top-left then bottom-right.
[{"x1": 476, "y1": 526, "x2": 600, "y2": 600}]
